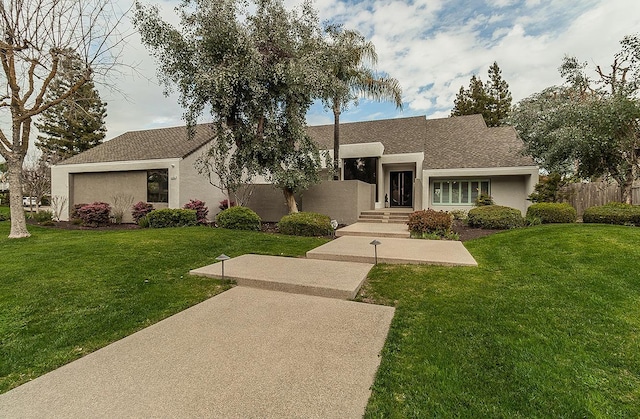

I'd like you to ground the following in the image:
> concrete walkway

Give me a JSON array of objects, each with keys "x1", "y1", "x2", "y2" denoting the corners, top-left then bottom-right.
[
  {"x1": 0, "y1": 287, "x2": 395, "y2": 418},
  {"x1": 190, "y1": 254, "x2": 373, "y2": 299}
]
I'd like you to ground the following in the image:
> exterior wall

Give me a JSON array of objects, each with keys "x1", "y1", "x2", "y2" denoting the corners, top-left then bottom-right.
[
  {"x1": 179, "y1": 149, "x2": 227, "y2": 221},
  {"x1": 302, "y1": 180, "x2": 375, "y2": 225},
  {"x1": 244, "y1": 180, "x2": 375, "y2": 224},
  {"x1": 245, "y1": 184, "x2": 292, "y2": 222},
  {"x1": 51, "y1": 158, "x2": 181, "y2": 221},
  {"x1": 422, "y1": 167, "x2": 539, "y2": 215},
  {"x1": 72, "y1": 171, "x2": 148, "y2": 223}
]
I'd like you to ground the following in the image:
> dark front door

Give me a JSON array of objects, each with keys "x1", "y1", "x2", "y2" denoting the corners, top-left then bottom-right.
[{"x1": 390, "y1": 171, "x2": 413, "y2": 207}]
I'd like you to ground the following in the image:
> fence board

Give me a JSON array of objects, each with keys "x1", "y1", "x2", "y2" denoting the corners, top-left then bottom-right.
[{"x1": 560, "y1": 182, "x2": 624, "y2": 218}]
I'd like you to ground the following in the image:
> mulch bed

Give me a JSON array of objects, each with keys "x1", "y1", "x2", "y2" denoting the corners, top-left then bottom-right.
[{"x1": 28, "y1": 220, "x2": 500, "y2": 242}]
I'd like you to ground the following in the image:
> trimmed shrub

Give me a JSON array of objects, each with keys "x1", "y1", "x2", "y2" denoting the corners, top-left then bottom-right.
[
  {"x1": 278, "y1": 212, "x2": 332, "y2": 236},
  {"x1": 131, "y1": 201, "x2": 154, "y2": 224},
  {"x1": 216, "y1": 206, "x2": 261, "y2": 230},
  {"x1": 147, "y1": 208, "x2": 198, "y2": 228},
  {"x1": 407, "y1": 209, "x2": 452, "y2": 234},
  {"x1": 526, "y1": 203, "x2": 577, "y2": 224},
  {"x1": 475, "y1": 193, "x2": 494, "y2": 206},
  {"x1": 467, "y1": 205, "x2": 524, "y2": 229},
  {"x1": 183, "y1": 199, "x2": 209, "y2": 224},
  {"x1": 33, "y1": 210, "x2": 54, "y2": 223},
  {"x1": 582, "y1": 202, "x2": 640, "y2": 225},
  {"x1": 219, "y1": 199, "x2": 235, "y2": 210},
  {"x1": 76, "y1": 202, "x2": 112, "y2": 227}
]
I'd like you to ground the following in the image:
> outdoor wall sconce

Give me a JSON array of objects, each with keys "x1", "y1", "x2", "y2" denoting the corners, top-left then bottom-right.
[
  {"x1": 369, "y1": 239, "x2": 381, "y2": 265},
  {"x1": 216, "y1": 254, "x2": 231, "y2": 280}
]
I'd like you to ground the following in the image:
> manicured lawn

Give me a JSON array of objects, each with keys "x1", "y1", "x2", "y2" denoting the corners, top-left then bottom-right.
[
  {"x1": 360, "y1": 224, "x2": 640, "y2": 417},
  {"x1": 0, "y1": 221, "x2": 327, "y2": 393}
]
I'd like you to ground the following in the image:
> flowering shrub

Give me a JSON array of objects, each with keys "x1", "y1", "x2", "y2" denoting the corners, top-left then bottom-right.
[
  {"x1": 183, "y1": 199, "x2": 209, "y2": 224},
  {"x1": 76, "y1": 202, "x2": 112, "y2": 227},
  {"x1": 70, "y1": 203, "x2": 87, "y2": 223},
  {"x1": 131, "y1": 201, "x2": 154, "y2": 224},
  {"x1": 218, "y1": 199, "x2": 236, "y2": 210}
]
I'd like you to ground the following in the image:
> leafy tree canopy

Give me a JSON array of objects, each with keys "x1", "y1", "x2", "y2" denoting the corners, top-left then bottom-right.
[
  {"x1": 451, "y1": 61, "x2": 512, "y2": 127},
  {"x1": 134, "y1": 0, "x2": 327, "y2": 212},
  {"x1": 510, "y1": 34, "x2": 640, "y2": 203}
]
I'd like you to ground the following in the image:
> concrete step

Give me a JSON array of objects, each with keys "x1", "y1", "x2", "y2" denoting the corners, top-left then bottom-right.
[
  {"x1": 190, "y1": 254, "x2": 373, "y2": 300},
  {"x1": 336, "y1": 222, "x2": 410, "y2": 238},
  {"x1": 356, "y1": 219, "x2": 408, "y2": 224},
  {"x1": 307, "y1": 236, "x2": 478, "y2": 266}
]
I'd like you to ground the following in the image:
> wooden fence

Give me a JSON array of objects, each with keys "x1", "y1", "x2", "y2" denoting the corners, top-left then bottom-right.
[{"x1": 559, "y1": 182, "x2": 640, "y2": 217}]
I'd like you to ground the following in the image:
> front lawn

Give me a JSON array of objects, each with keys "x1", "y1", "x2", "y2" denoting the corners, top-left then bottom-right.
[
  {"x1": 361, "y1": 224, "x2": 640, "y2": 417},
  {"x1": 0, "y1": 222, "x2": 327, "y2": 393}
]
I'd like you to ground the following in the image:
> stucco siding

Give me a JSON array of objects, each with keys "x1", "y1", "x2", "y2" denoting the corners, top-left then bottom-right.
[
  {"x1": 179, "y1": 149, "x2": 226, "y2": 221},
  {"x1": 302, "y1": 180, "x2": 375, "y2": 225}
]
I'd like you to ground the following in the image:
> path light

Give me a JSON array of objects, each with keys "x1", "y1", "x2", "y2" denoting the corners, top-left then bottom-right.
[
  {"x1": 369, "y1": 239, "x2": 381, "y2": 265},
  {"x1": 330, "y1": 219, "x2": 338, "y2": 238},
  {"x1": 216, "y1": 254, "x2": 231, "y2": 280}
]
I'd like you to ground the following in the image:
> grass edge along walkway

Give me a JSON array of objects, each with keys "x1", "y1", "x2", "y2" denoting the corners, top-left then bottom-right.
[
  {"x1": 0, "y1": 223, "x2": 327, "y2": 393},
  {"x1": 359, "y1": 224, "x2": 640, "y2": 418}
]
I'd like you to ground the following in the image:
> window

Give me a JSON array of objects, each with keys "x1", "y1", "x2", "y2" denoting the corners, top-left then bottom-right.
[
  {"x1": 432, "y1": 180, "x2": 489, "y2": 205},
  {"x1": 343, "y1": 157, "x2": 378, "y2": 200},
  {"x1": 147, "y1": 169, "x2": 169, "y2": 203}
]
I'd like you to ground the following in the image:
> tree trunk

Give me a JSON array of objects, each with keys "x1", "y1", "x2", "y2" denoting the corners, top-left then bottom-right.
[
  {"x1": 283, "y1": 188, "x2": 298, "y2": 213},
  {"x1": 7, "y1": 156, "x2": 30, "y2": 238},
  {"x1": 620, "y1": 171, "x2": 634, "y2": 204},
  {"x1": 333, "y1": 102, "x2": 341, "y2": 181}
]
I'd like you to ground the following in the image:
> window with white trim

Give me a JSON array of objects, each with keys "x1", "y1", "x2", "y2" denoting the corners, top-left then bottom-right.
[{"x1": 432, "y1": 180, "x2": 490, "y2": 205}]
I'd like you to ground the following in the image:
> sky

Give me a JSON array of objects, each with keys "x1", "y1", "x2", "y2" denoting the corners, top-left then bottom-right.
[{"x1": 74, "y1": 0, "x2": 640, "y2": 140}]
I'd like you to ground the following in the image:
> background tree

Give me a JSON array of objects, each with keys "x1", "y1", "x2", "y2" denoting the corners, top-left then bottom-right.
[
  {"x1": 21, "y1": 154, "x2": 51, "y2": 213},
  {"x1": 510, "y1": 34, "x2": 640, "y2": 203},
  {"x1": 0, "y1": 0, "x2": 128, "y2": 238},
  {"x1": 322, "y1": 25, "x2": 402, "y2": 180},
  {"x1": 134, "y1": 0, "x2": 327, "y2": 213},
  {"x1": 35, "y1": 51, "x2": 107, "y2": 159},
  {"x1": 451, "y1": 62, "x2": 512, "y2": 127}
]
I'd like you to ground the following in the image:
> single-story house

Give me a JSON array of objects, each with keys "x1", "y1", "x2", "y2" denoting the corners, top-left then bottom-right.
[{"x1": 51, "y1": 114, "x2": 538, "y2": 223}]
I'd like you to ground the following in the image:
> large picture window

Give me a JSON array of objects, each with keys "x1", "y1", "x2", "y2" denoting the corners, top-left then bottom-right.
[
  {"x1": 432, "y1": 180, "x2": 489, "y2": 205},
  {"x1": 147, "y1": 169, "x2": 169, "y2": 203}
]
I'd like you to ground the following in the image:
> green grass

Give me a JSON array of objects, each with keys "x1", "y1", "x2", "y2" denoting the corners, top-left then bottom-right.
[
  {"x1": 360, "y1": 224, "x2": 640, "y2": 418},
  {"x1": 0, "y1": 221, "x2": 327, "y2": 393}
]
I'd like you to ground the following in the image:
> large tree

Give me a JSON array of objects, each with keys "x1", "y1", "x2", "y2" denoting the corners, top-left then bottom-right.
[
  {"x1": 322, "y1": 25, "x2": 402, "y2": 180},
  {"x1": 451, "y1": 61, "x2": 512, "y2": 127},
  {"x1": 35, "y1": 51, "x2": 107, "y2": 159},
  {"x1": 510, "y1": 34, "x2": 640, "y2": 203},
  {"x1": 0, "y1": 0, "x2": 127, "y2": 238},
  {"x1": 134, "y1": 0, "x2": 327, "y2": 213}
]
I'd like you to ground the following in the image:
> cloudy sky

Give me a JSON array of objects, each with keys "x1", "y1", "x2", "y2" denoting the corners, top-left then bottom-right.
[{"x1": 102, "y1": 0, "x2": 639, "y2": 139}]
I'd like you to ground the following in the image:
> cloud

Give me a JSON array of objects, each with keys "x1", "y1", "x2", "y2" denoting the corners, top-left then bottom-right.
[{"x1": 82, "y1": 0, "x2": 640, "y2": 140}]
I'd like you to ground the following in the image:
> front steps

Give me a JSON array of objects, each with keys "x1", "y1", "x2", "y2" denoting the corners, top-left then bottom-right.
[{"x1": 357, "y1": 209, "x2": 413, "y2": 224}]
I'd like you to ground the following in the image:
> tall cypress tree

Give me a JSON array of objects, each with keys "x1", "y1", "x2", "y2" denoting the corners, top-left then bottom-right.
[
  {"x1": 451, "y1": 62, "x2": 511, "y2": 127},
  {"x1": 35, "y1": 51, "x2": 107, "y2": 158}
]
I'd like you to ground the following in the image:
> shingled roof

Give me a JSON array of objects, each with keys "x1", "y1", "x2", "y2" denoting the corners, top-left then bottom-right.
[
  {"x1": 422, "y1": 114, "x2": 536, "y2": 169},
  {"x1": 58, "y1": 114, "x2": 535, "y2": 169},
  {"x1": 58, "y1": 124, "x2": 214, "y2": 165}
]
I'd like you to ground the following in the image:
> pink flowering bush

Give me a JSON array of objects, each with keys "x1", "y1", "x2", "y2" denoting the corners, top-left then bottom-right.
[
  {"x1": 131, "y1": 201, "x2": 154, "y2": 224},
  {"x1": 183, "y1": 199, "x2": 209, "y2": 224},
  {"x1": 76, "y1": 202, "x2": 112, "y2": 227}
]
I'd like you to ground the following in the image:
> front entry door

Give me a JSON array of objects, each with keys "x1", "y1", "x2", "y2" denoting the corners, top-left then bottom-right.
[{"x1": 390, "y1": 171, "x2": 413, "y2": 207}]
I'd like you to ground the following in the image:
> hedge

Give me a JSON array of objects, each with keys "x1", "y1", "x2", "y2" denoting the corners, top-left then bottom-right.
[
  {"x1": 147, "y1": 208, "x2": 198, "y2": 228},
  {"x1": 407, "y1": 209, "x2": 452, "y2": 234},
  {"x1": 526, "y1": 202, "x2": 577, "y2": 224},
  {"x1": 582, "y1": 202, "x2": 640, "y2": 225},
  {"x1": 467, "y1": 205, "x2": 524, "y2": 230},
  {"x1": 278, "y1": 212, "x2": 332, "y2": 236}
]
